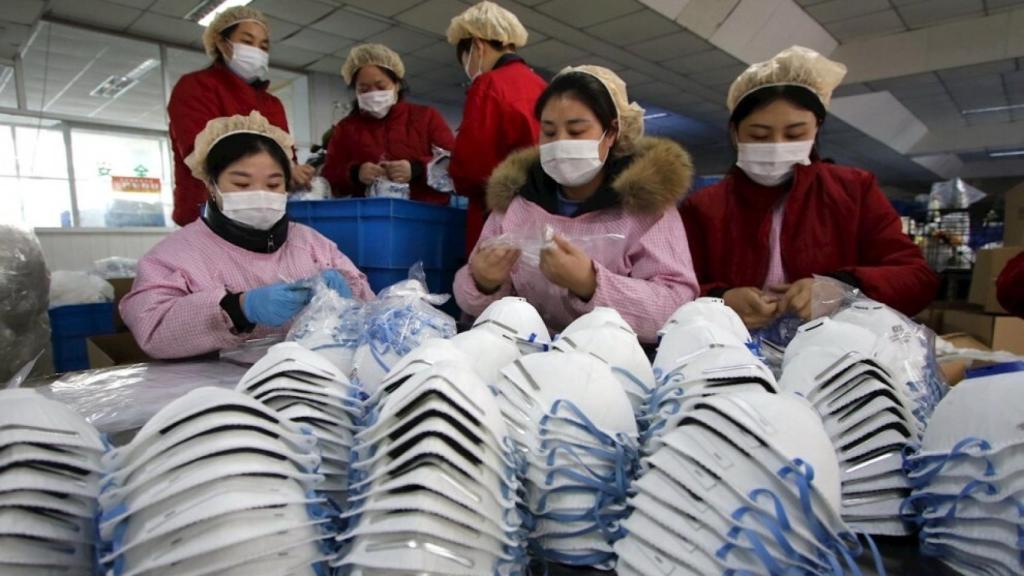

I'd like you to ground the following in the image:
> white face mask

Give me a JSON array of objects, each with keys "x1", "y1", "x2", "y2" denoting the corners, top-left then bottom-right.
[
  {"x1": 539, "y1": 132, "x2": 608, "y2": 187},
  {"x1": 226, "y1": 42, "x2": 269, "y2": 83},
  {"x1": 215, "y1": 187, "x2": 286, "y2": 230},
  {"x1": 736, "y1": 140, "x2": 814, "y2": 187},
  {"x1": 357, "y1": 90, "x2": 398, "y2": 119},
  {"x1": 463, "y1": 43, "x2": 482, "y2": 83}
]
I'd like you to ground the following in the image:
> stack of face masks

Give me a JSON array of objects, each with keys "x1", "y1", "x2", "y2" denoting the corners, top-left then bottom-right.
[
  {"x1": 553, "y1": 307, "x2": 656, "y2": 421},
  {"x1": 336, "y1": 361, "x2": 526, "y2": 574},
  {"x1": 0, "y1": 389, "x2": 104, "y2": 575},
  {"x1": 495, "y1": 351, "x2": 639, "y2": 570},
  {"x1": 903, "y1": 362, "x2": 1024, "y2": 576},
  {"x1": 781, "y1": 317, "x2": 920, "y2": 535},
  {"x1": 97, "y1": 387, "x2": 333, "y2": 576},
  {"x1": 615, "y1": 392, "x2": 881, "y2": 576},
  {"x1": 471, "y1": 296, "x2": 553, "y2": 355},
  {"x1": 237, "y1": 342, "x2": 363, "y2": 506},
  {"x1": 644, "y1": 299, "x2": 775, "y2": 450}
]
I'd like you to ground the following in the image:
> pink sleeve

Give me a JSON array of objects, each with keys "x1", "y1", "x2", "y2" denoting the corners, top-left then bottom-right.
[
  {"x1": 325, "y1": 243, "x2": 375, "y2": 301},
  {"x1": 119, "y1": 255, "x2": 246, "y2": 360},
  {"x1": 454, "y1": 211, "x2": 514, "y2": 316},
  {"x1": 566, "y1": 211, "x2": 699, "y2": 343}
]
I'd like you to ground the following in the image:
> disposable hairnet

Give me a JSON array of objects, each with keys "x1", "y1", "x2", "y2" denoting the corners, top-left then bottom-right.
[
  {"x1": 341, "y1": 44, "x2": 406, "y2": 86},
  {"x1": 726, "y1": 45, "x2": 847, "y2": 112},
  {"x1": 556, "y1": 65, "x2": 645, "y2": 148},
  {"x1": 202, "y1": 6, "x2": 269, "y2": 58},
  {"x1": 446, "y1": 1, "x2": 529, "y2": 48},
  {"x1": 185, "y1": 111, "x2": 295, "y2": 182}
]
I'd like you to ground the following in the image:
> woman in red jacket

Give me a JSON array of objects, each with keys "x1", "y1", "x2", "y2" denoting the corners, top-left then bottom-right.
[
  {"x1": 446, "y1": 1, "x2": 548, "y2": 252},
  {"x1": 997, "y1": 251, "x2": 1024, "y2": 318},
  {"x1": 681, "y1": 46, "x2": 938, "y2": 328},
  {"x1": 321, "y1": 44, "x2": 456, "y2": 205},
  {"x1": 167, "y1": 6, "x2": 315, "y2": 226}
]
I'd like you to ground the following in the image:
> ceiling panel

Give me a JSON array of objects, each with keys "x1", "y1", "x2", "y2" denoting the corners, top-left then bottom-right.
[
  {"x1": 367, "y1": 26, "x2": 440, "y2": 54},
  {"x1": 282, "y1": 28, "x2": 352, "y2": 54},
  {"x1": 306, "y1": 55, "x2": 345, "y2": 75},
  {"x1": 896, "y1": 0, "x2": 984, "y2": 28},
  {"x1": 0, "y1": 21, "x2": 32, "y2": 59},
  {"x1": 311, "y1": 7, "x2": 392, "y2": 40},
  {"x1": 823, "y1": 9, "x2": 905, "y2": 42},
  {"x1": 0, "y1": 0, "x2": 45, "y2": 25},
  {"x1": 936, "y1": 59, "x2": 1018, "y2": 82},
  {"x1": 128, "y1": 12, "x2": 202, "y2": 45},
  {"x1": 534, "y1": 0, "x2": 643, "y2": 29},
  {"x1": 106, "y1": 0, "x2": 157, "y2": 9},
  {"x1": 264, "y1": 17, "x2": 302, "y2": 41},
  {"x1": 47, "y1": 0, "x2": 143, "y2": 30},
  {"x1": 415, "y1": 41, "x2": 458, "y2": 64},
  {"x1": 343, "y1": 0, "x2": 423, "y2": 18},
  {"x1": 583, "y1": 11, "x2": 679, "y2": 47},
  {"x1": 249, "y1": 0, "x2": 335, "y2": 26},
  {"x1": 662, "y1": 50, "x2": 740, "y2": 75},
  {"x1": 269, "y1": 44, "x2": 325, "y2": 68},
  {"x1": 804, "y1": 0, "x2": 890, "y2": 24},
  {"x1": 517, "y1": 39, "x2": 588, "y2": 73},
  {"x1": 147, "y1": 0, "x2": 194, "y2": 18},
  {"x1": 394, "y1": 0, "x2": 471, "y2": 37},
  {"x1": 627, "y1": 30, "x2": 709, "y2": 63}
]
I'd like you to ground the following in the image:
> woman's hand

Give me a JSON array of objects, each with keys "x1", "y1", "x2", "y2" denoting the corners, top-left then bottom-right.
[
  {"x1": 241, "y1": 282, "x2": 312, "y2": 327},
  {"x1": 470, "y1": 245, "x2": 520, "y2": 294},
  {"x1": 358, "y1": 162, "x2": 386, "y2": 185},
  {"x1": 540, "y1": 235, "x2": 597, "y2": 300},
  {"x1": 723, "y1": 287, "x2": 779, "y2": 329},
  {"x1": 291, "y1": 163, "x2": 316, "y2": 188},
  {"x1": 769, "y1": 277, "x2": 847, "y2": 321},
  {"x1": 382, "y1": 160, "x2": 412, "y2": 184}
]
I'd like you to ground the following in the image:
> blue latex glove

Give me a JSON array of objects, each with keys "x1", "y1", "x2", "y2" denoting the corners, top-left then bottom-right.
[
  {"x1": 320, "y1": 269, "x2": 353, "y2": 299},
  {"x1": 242, "y1": 282, "x2": 312, "y2": 327}
]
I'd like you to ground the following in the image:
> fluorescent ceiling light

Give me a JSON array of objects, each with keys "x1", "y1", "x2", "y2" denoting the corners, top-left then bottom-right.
[
  {"x1": 643, "y1": 113, "x2": 670, "y2": 120},
  {"x1": 185, "y1": 0, "x2": 253, "y2": 27},
  {"x1": 961, "y1": 103, "x2": 1024, "y2": 115},
  {"x1": 90, "y1": 58, "x2": 159, "y2": 99},
  {"x1": 989, "y1": 149, "x2": 1024, "y2": 158}
]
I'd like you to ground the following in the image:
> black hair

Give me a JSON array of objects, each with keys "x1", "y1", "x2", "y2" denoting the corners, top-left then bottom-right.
[
  {"x1": 729, "y1": 85, "x2": 827, "y2": 127},
  {"x1": 205, "y1": 132, "x2": 292, "y2": 186},
  {"x1": 213, "y1": 23, "x2": 240, "y2": 62},
  {"x1": 455, "y1": 37, "x2": 512, "y2": 63},
  {"x1": 533, "y1": 72, "x2": 618, "y2": 134},
  {"x1": 349, "y1": 65, "x2": 409, "y2": 111}
]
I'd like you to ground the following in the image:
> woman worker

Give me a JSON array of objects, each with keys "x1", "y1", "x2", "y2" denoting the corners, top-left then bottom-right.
[
  {"x1": 446, "y1": 1, "x2": 548, "y2": 252},
  {"x1": 321, "y1": 44, "x2": 456, "y2": 205},
  {"x1": 168, "y1": 6, "x2": 316, "y2": 226},
  {"x1": 681, "y1": 46, "x2": 938, "y2": 329},
  {"x1": 453, "y1": 66, "x2": 699, "y2": 343},
  {"x1": 121, "y1": 112, "x2": 373, "y2": 359}
]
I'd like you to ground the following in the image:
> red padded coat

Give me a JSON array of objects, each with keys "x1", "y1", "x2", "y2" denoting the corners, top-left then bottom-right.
[
  {"x1": 997, "y1": 251, "x2": 1024, "y2": 318},
  {"x1": 449, "y1": 57, "x2": 547, "y2": 253},
  {"x1": 168, "y1": 63, "x2": 290, "y2": 226},
  {"x1": 680, "y1": 161, "x2": 939, "y2": 317},
  {"x1": 321, "y1": 100, "x2": 456, "y2": 205}
]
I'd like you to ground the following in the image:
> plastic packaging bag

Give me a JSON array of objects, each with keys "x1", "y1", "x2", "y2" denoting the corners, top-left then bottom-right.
[
  {"x1": 0, "y1": 225, "x2": 52, "y2": 385},
  {"x1": 49, "y1": 271, "x2": 114, "y2": 308},
  {"x1": 427, "y1": 146, "x2": 454, "y2": 193},
  {"x1": 286, "y1": 278, "x2": 365, "y2": 376},
  {"x1": 478, "y1": 224, "x2": 626, "y2": 269},
  {"x1": 929, "y1": 177, "x2": 985, "y2": 210},
  {"x1": 219, "y1": 336, "x2": 286, "y2": 367},
  {"x1": 752, "y1": 275, "x2": 858, "y2": 366},
  {"x1": 93, "y1": 257, "x2": 137, "y2": 279},
  {"x1": 36, "y1": 360, "x2": 247, "y2": 436},
  {"x1": 290, "y1": 176, "x2": 332, "y2": 201},
  {"x1": 367, "y1": 177, "x2": 410, "y2": 200},
  {"x1": 351, "y1": 263, "x2": 457, "y2": 391}
]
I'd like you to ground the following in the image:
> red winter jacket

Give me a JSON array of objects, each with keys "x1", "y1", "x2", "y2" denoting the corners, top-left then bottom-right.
[
  {"x1": 450, "y1": 56, "x2": 547, "y2": 253},
  {"x1": 321, "y1": 100, "x2": 455, "y2": 205},
  {"x1": 680, "y1": 161, "x2": 939, "y2": 317},
  {"x1": 168, "y1": 63, "x2": 290, "y2": 226},
  {"x1": 997, "y1": 251, "x2": 1024, "y2": 317}
]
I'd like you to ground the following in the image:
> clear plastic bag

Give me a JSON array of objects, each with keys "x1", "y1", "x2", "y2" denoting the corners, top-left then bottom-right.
[
  {"x1": 0, "y1": 225, "x2": 52, "y2": 385},
  {"x1": 49, "y1": 271, "x2": 114, "y2": 308},
  {"x1": 478, "y1": 224, "x2": 626, "y2": 269},
  {"x1": 93, "y1": 257, "x2": 138, "y2": 279},
  {"x1": 367, "y1": 177, "x2": 410, "y2": 200},
  {"x1": 752, "y1": 275, "x2": 858, "y2": 356},
  {"x1": 290, "y1": 176, "x2": 332, "y2": 201},
  {"x1": 36, "y1": 360, "x2": 248, "y2": 435},
  {"x1": 427, "y1": 146, "x2": 454, "y2": 193},
  {"x1": 929, "y1": 178, "x2": 985, "y2": 210},
  {"x1": 351, "y1": 263, "x2": 457, "y2": 391},
  {"x1": 286, "y1": 277, "x2": 365, "y2": 376}
]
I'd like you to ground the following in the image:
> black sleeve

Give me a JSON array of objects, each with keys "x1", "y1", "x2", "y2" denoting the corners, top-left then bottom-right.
[
  {"x1": 349, "y1": 164, "x2": 362, "y2": 187},
  {"x1": 410, "y1": 160, "x2": 426, "y2": 182},
  {"x1": 823, "y1": 270, "x2": 862, "y2": 290},
  {"x1": 707, "y1": 287, "x2": 729, "y2": 299},
  {"x1": 220, "y1": 291, "x2": 256, "y2": 334}
]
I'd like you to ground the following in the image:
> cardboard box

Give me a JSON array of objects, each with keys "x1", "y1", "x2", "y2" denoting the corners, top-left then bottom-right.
[
  {"x1": 937, "y1": 333, "x2": 991, "y2": 386},
  {"x1": 968, "y1": 247, "x2": 1023, "y2": 313},
  {"x1": 108, "y1": 277, "x2": 135, "y2": 332},
  {"x1": 1006, "y1": 182, "x2": 1024, "y2": 246},
  {"x1": 87, "y1": 333, "x2": 151, "y2": 369},
  {"x1": 942, "y1": 309, "x2": 1024, "y2": 355}
]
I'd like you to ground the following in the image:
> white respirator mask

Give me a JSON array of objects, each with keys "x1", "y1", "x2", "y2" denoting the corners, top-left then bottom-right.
[
  {"x1": 215, "y1": 187, "x2": 287, "y2": 230},
  {"x1": 540, "y1": 132, "x2": 608, "y2": 187},
  {"x1": 736, "y1": 140, "x2": 814, "y2": 187},
  {"x1": 357, "y1": 90, "x2": 398, "y2": 119},
  {"x1": 226, "y1": 42, "x2": 269, "y2": 83}
]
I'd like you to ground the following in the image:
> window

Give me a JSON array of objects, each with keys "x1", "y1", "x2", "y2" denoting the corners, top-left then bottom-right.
[
  {"x1": 0, "y1": 64, "x2": 16, "y2": 109},
  {"x1": 0, "y1": 115, "x2": 72, "y2": 228}
]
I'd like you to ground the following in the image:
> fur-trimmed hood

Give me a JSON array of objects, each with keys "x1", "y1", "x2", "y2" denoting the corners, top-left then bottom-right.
[{"x1": 486, "y1": 136, "x2": 694, "y2": 214}]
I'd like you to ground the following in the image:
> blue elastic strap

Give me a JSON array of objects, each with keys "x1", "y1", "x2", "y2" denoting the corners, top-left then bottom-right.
[{"x1": 903, "y1": 437, "x2": 993, "y2": 488}]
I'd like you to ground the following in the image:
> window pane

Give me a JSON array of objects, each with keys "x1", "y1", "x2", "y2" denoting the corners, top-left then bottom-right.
[
  {"x1": 0, "y1": 126, "x2": 15, "y2": 176},
  {"x1": 14, "y1": 125, "x2": 68, "y2": 178},
  {"x1": 0, "y1": 64, "x2": 15, "y2": 109},
  {"x1": 71, "y1": 129, "x2": 171, "y2": 228},
  {"x1": 21, "y1": 23, "x2": 165, "y2": 130},
  {"x1": 0, "y1": 176, "x2": 72, "y2": 228}
]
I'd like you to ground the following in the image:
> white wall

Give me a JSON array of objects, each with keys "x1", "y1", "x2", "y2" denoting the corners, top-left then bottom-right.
[{"x1": 35, "y1": 228, "x2": 170, "y2": 272}]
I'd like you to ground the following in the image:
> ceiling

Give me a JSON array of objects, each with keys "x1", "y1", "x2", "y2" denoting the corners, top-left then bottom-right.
[{"x1": 0, "y1": 0, "x2": 1022, "y2": 185}]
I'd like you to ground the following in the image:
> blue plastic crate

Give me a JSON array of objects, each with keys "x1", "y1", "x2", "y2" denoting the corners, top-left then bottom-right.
[
  {"x1": 49, "y1": 302, "x2": 116, "y2": 372},
  {"x1": 288, "y1": 199, "x2": 467, "y2": 271}
]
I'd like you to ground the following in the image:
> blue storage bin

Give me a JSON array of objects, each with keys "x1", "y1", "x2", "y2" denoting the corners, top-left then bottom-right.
[
  {"x1": 49, "y1": 302, "x2": 116, "y2": 373},
  {"x1": 288, "y1": 199, "x2": 467, "y2": 271}
]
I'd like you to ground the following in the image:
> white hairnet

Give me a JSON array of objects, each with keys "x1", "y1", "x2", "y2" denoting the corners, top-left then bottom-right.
[
  {"x1": 341, "y1": 44, "x2": 406, "y2": 86},
  {"x1": 556, "y1": 65, "x2": 645, "y2": 149},
  {"x1": 726, "y1": 46, "x2": 847, "y2": 112},
  {"x1": 185, "y1": 112, "x2": 294, "y2": 182},
  {"x1": 202, "y1": 6, "x2": 269, "y2": 58},
  {"x1": 446, "y1": 1, "x2": 529, "y2": 48}
]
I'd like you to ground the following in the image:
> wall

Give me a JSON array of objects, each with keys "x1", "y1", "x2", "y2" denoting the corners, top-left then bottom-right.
[{"x1": 35, "y1": 228, "x2": 169, "y2": 272}]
